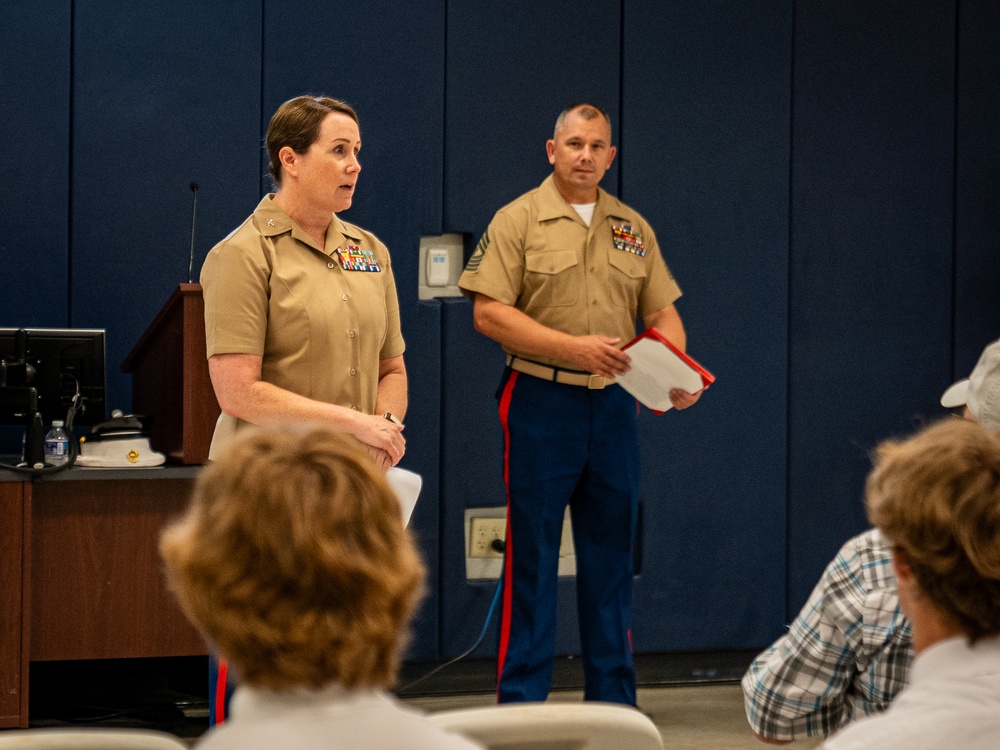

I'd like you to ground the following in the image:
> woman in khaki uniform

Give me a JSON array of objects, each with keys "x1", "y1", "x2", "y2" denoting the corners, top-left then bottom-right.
[
  {"x1": 200, "y1": 95, "x2": 409, "y2": 724},
  {"x1": 201, "y1": 95, "x2": 407, "y2": 471}
]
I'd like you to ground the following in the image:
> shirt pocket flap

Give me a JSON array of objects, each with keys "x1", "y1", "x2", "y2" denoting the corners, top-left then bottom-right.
[
  {"x1": 525, "y1": 250, "x2": 579, "y2": 275},
  {"x1": 608, "y1": 248, "x2": 647, "y2": 279}
]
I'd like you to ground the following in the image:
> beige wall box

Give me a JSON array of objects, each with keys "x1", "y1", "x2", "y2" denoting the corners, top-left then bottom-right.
[{"x1": 418, "y1": 234, "x2": 465, "y2": 300}]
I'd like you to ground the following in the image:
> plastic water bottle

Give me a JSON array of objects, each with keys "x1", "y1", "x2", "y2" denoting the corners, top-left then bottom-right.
[{"x1": 44, "y1": 420, "x2": 71, "y2": 466}]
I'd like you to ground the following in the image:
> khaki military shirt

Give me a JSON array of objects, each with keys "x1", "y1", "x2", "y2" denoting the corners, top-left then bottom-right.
[
  {"x1": 201, "y1": 195, "x2": 405, "y2": 456},
  {"x1": 459, "y1": 175, "x2": 681, "y2": 370}
]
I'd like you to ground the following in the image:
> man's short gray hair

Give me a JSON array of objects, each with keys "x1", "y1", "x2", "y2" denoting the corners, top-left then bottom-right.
[{"x1": 553, "y1": 103, "x2": 613, "y2": 139}]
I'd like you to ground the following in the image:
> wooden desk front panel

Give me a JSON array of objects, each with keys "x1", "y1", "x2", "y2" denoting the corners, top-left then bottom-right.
[
  {"x1": 0, "y1": 480, "x2": 27, "y2": 727},
  {"x1": 30, "y1": 477, "x2": 207, "y2": 661}
]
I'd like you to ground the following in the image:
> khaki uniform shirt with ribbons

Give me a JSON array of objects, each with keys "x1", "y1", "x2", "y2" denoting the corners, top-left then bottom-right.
[
  {"x1": 201, "y1": 195, "x2": 405, "y2": 458},
  {"x1": 458, "y1": 174, "x2": 681, "y2": 371}
]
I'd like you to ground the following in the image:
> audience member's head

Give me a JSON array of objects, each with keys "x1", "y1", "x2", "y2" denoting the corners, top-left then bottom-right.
[
  {"x1": 865, "y1": 418, "x2": 1000, "y2": 645},
  {"x1": 160, "y1": 426, "x2": 425, "y2": 691},
  {"x1": 941, "y1": 338, "x2": 1000, "y2": 430}
]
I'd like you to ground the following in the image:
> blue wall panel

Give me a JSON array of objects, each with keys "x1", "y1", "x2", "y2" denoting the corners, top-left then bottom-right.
[
  {"x1": 444, "y1": 0, "x2": 621, "y2": 240},
  {"x1": 622, "y1": 0, "x2": 792, "y2": 649},
  {"x1": 0, "y1": 1, "x2": 71, "y2": 328},
  {"x1": 3, "y1": 0, "x2": 998, "y2": 663},
  {"x1": 954, "y1": 1, "x2": 1000, "y2": 373},
  {"x1": 788, "y1": 0, "x2": 955, "y2": 613},
  {"x1": 71, "y1": 1, "x2": 263, "y2": 416},
  {"x1": 398, "y1": 301, "x2": 444, "y2": 661},
  {"x1": 263, "y1": 0, "x2": 447, "y2": 659},
  {"x1": 438, "y1": 298, "x2": 506, "y2": 659},
  {"x1": 262, "y1": 0, "x2": 445, "y2": 239},
  {"x1": 439, "y1": 0, "x2": 624, "y2": 661}
]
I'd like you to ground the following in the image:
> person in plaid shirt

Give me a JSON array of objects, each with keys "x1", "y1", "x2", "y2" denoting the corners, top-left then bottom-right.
[
  {"x1": 742, "y1": 530, "x2": 912, "y2": 741},
  {"x1": 743, "y1": 336, "x2": 1000, "y2": 742}
]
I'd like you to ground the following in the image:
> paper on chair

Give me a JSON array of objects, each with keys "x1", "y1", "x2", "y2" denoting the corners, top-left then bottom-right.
[
  {"x1": 386, "y1": 466, "x2": 422, "y2": 526},
  {"x1": 616, "y1": 329, "x2": 715, "y2": 414}
]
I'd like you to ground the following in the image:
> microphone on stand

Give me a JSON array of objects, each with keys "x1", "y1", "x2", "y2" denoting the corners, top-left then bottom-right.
[{"x1": 188, "y1": 181, "x2": 199, "y2": 283}]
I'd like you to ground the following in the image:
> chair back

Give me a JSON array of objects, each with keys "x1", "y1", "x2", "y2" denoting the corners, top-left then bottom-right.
[
  {"x1": 428, "y1": 701, "x2": 664, "y2": 750},
  {"x1": 0, "y1": 729, "x2": 190, "y2": 749}
]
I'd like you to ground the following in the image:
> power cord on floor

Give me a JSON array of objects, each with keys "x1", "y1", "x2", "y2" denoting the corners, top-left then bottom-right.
[{"x1": 398, "y1": 558, "x2": 505, "y2": 693}]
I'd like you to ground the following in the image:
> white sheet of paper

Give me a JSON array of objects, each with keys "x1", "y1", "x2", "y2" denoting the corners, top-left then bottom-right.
[
  {"x1": 616, "y1": 337, "x2": 705, "y2": 412},
  {"x1": 386, "y1": 466, "x2": 422, "y2": 527}
]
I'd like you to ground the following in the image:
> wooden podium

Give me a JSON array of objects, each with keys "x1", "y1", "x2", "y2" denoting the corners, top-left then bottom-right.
[{"x1": 122, "y1": 283, "x2": 220, "y2": 464}]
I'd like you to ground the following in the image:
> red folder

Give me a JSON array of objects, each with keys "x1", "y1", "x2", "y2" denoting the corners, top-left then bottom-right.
[{"x1": 618, "y1": 328, "x2": 715, "y2": 414}]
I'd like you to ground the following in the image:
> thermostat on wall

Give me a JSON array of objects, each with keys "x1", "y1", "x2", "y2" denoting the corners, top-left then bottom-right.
[
  {"x1": 427, "y1": 247, "x2": 450, "y2": 286},
  {"x1": 418, "y1": 234, "x2": 465, "y2": 300}
]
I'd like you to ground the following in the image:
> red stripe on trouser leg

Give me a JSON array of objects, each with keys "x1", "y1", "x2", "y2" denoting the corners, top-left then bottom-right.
[
  {"x1": 215, "y1": 659, "x2": 229, "y2": 724},
  {"x1": 496, "y1": 371, "x2": 519, "y2": 702}
]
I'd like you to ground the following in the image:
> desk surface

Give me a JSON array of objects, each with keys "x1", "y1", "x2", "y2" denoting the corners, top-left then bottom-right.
[{"x1": 0, "y1": 461, "x2": 200, "y2": 482}]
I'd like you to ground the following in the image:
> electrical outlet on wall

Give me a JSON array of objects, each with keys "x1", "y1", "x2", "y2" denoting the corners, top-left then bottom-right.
[
  {"x1": 464, "y1": 507, "x2": 576, "y2": 580},
  {"x1": 469, "y1": 517, "x2": 506, "y2": 558}
]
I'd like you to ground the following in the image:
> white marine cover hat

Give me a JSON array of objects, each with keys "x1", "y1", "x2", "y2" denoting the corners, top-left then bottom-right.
[
  {"x1": 940, "y1": 338, "x2": 1000, "y2": 431},
  {"x1": 75, "y1": 432, "x2": 166, "y2": 468}
]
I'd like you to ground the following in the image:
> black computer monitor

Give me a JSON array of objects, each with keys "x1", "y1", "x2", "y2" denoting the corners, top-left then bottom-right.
[{"x1": 0, "y1": 327, "x2": 107, "y2": 428}]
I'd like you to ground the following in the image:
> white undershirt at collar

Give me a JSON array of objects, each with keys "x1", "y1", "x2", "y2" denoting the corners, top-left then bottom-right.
[{"x1": 571, "y1": 202, "x2": 596, "y2": 226}]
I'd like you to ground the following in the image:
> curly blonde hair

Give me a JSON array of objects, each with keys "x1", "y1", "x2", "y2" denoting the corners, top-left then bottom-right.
[
  {"x1": 866, "y1": 418, "x2": 1000, "y2": 642},
  {"x1": 160, "y1": 427, "x2": 425, "y2": 690}
]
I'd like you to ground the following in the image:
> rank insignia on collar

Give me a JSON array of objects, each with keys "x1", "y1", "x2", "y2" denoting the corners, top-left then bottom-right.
[
  {"x1": 612, "y1": 223, "x2": 646, "y2": 257},
  {"x1": 335, "y1": 246, "x2": 381, "y2": 272}
]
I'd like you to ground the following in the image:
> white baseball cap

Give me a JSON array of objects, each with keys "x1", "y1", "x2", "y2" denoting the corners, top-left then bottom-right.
[{"x1": 940, "y1": 338, "x2": 1000, "y2": 431}]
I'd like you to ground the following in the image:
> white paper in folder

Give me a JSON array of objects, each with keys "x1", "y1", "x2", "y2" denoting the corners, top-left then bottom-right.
[
  {"x1": 616, "y1": 329, "x2": 715, "y2": 414},
  {"x1": 386, "y1": 466, "x2": 422, "y2": 526}
]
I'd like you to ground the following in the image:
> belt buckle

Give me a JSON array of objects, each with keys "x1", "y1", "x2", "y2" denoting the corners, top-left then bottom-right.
[{"x1": 587, "y1": 374, "x2": 605, "y2": 390}]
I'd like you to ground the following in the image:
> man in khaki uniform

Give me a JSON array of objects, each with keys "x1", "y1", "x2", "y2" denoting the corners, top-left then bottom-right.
[{"x1": 459, "y1": 103, "x2": 701, "y2": 705}]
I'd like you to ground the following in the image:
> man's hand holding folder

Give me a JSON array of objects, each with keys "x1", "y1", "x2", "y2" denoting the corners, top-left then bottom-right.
[{"x1": 615, "y1": 329, "x2": 715, "y2": 414}]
